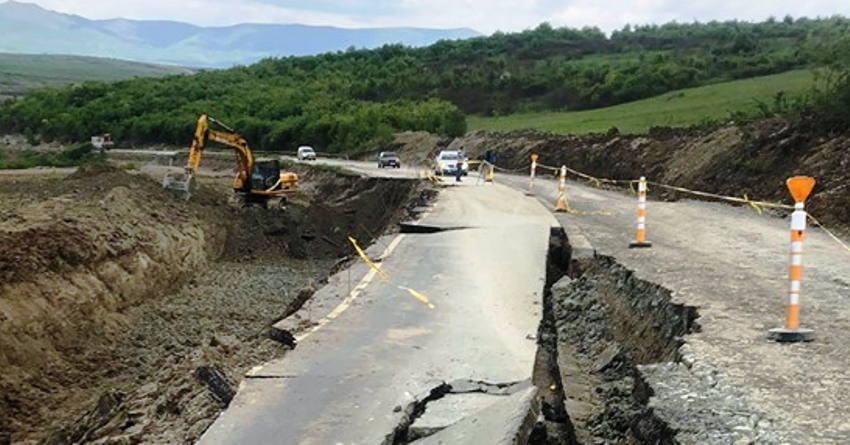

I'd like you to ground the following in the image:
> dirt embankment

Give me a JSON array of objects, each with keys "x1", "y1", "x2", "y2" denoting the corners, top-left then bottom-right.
[
  {"x1": 445, "y1": 118, "x2": 850, "y2": 230},
  {"x1": 0, "y1": 162, "x2": 425, "y2": 444}
]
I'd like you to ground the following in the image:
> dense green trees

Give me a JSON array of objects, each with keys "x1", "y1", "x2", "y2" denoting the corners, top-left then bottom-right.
[{"x1": 1, "y1": 15, "x2": 848, "y2": 152}]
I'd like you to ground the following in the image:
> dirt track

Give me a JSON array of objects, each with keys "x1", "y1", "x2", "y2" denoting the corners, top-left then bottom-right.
[{"x1": 0, "y1": 156, "x2": 424, "y2": 444}]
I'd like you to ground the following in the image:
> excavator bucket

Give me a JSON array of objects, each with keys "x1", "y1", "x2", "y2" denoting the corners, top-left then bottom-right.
[{"x1": 162, "y1": 171, "x2": 195, "y2": 200}]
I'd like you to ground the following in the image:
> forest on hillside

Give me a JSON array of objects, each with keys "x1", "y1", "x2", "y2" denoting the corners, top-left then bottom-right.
[{"x1": 1, "y1": 15, "x2": 849, "y2": 154}]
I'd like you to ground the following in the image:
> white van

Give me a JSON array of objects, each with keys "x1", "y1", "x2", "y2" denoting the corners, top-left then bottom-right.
[{"x1": 297, "y1": 146, "x2": 317, "y2": 161}]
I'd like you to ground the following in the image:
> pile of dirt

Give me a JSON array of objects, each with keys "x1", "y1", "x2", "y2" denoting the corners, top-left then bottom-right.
[{"x1": 0, "y1": 161, "x2": 428, "y2": 444}]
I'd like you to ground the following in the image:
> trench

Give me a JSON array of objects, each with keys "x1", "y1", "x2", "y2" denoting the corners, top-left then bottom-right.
[{"x1": 534, "y1": 226, "x2": 700, "y2": 444}]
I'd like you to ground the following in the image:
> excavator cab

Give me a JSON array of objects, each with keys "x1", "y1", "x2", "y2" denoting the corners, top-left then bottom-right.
[{"x1": 241, "y1": 160, "x2": 299, "y2": 209}]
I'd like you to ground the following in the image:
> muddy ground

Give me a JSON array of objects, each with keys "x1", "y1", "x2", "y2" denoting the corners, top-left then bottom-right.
[{"x1": 0, "y1": 154, "x2": 427, "y2": 444}]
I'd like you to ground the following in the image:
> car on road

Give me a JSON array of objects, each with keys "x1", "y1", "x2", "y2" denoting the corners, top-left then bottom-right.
[
  {"x1": 378, "y1": 152, "x2": 401, "y2": 168},
  {"x1": 297, "y1": 146, "x2": 317, "y2": 161},
  {"x1": 434, "y1": 150, "x2": 468, "y2": 176}
]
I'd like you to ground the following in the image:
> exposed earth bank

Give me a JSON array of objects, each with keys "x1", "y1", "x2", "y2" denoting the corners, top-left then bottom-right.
[
  {"x1": 0, "y1": 159, "x2": 425, "y2": 444},
  {"x1": 396, "y1": 117, "x2": 850, "y2": 231}
]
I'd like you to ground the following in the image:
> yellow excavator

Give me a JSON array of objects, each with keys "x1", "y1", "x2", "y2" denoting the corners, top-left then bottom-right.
[{"x1": 163, "y1": 113, "x2": 298, "y2": 208}]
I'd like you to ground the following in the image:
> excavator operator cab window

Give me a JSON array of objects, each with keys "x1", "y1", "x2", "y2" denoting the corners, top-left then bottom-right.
[{"x1": 251, "y1": 160, "x2": 282, "y2": 190}]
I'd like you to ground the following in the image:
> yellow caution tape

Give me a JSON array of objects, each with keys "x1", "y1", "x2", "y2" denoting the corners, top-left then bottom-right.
[
  {"x1": 743, "y1": 193, "x2": 763, "y2": 215},
  {"x1": 537, "y1": 161, "x2": 791, "y2": 210},
  {"x1": 399, "y1": 286, "x2": 436, "y2": 309},
  {"x1": 537, "y1": 163, "x2": 627, "y2": 188},
  {"x1": 647, "y1": 182, "x2": 794, "y2": 210},
  {"x1": 348, "y1": 236, "x2": 390, "y2": 282},
  {"x1": 492, "y1": 163, "x2": 530, "y2": 173},
  {"x1": 348, "y1": 236, "x2": 435, "y2": 309},
  {"x1": 807, "y1": 214, "x2": 850, "y2": 254}
]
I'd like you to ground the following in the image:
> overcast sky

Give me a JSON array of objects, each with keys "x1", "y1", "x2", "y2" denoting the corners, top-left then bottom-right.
[{"x1": 17, "y1": 0, "x2": 850, "y2": 34}]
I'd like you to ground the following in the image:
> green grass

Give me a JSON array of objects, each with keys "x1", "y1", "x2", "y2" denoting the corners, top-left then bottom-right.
[
  {"x1": 0, "y1": 53, "x2": 196, "y2": 99},
  {"x1": 468, "y1": 69, "x2": 821, "y2": 134}
]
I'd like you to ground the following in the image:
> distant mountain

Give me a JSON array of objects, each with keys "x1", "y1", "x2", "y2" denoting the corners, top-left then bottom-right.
[
  {"x1": 0, "y1": 1, "x2": 479, "y2": 68},
  {"x1": 0, "y1": 53, "x2": 197, "y2": 100}
]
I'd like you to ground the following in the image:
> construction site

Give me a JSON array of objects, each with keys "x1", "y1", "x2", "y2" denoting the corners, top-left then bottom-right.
[{"x1": 2, "y1": 117, "x2": 850, "y2": 444}]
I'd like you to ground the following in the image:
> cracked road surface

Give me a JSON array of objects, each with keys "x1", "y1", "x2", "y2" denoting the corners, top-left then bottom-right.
[
  {"x1": 498, "y1": 172, "x2": 850, "y2": 444},
  {"x1": 199, "y1": 180, "x2": 557, "y2": 444}
]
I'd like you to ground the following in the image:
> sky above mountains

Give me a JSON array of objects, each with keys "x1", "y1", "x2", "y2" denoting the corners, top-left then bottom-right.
[{"x1": 10, "y1": 0, "x2": 849, "y2": 34}]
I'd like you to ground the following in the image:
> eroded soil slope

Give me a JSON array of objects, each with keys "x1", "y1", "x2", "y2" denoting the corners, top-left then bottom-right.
[
  {"x1": 446, "y1": 117, "x2": 850, "y2": 230},
  {"x1": 0, "y1": 162, "x2": 423, "y2": 444}
]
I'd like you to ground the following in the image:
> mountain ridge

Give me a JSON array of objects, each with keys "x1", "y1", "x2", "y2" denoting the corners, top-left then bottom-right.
[{"x1": 0, "y1": 1, "x2": 479, "y2": 67}]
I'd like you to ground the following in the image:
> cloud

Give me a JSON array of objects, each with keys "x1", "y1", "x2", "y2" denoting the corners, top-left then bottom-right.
[{"x1": 17, "y1": 0, "x2": 850, "y2": 34}]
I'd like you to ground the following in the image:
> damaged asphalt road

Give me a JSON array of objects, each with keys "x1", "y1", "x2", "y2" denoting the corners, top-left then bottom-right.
[
  {"x1": 498, "y1": 172, "x2": 850, "y2": 444},
  {"x1": 199, "y1": 181, "x2": 559, "y2": 444}
]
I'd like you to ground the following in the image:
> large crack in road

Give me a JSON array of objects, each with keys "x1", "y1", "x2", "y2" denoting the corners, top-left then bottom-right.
[{"x1": 540, "y1": 221, "x2": 785, "y2": 444}]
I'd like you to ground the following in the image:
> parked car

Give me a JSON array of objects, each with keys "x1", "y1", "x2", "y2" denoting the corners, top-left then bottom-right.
[
  {"x1": 378, "y1": 151, "x2": 401, "y2": 168},
  {"x1": 434, "y1": 150, "x2": 468, "y2": 176},
  {"x1": 297, "y1": 146, "x2": 317, "y2": 161}
]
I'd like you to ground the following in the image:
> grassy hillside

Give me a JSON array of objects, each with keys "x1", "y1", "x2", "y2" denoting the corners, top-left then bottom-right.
[
  {"x1": 0, "y1": 53, "x2": 195, "y2": 100},
  {"x1": 468, "y1": 69, "x2": 820, "y2": 134},
  {"x1": 3, "y1": 17, "x2": 849, "y2": 152}
]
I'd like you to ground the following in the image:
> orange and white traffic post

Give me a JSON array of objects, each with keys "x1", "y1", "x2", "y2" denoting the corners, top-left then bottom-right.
[
  {"x1": 526, "y1": 153, "x2": 539, "y2": 196},
  {"x1": 629, "y1": 176, "x2": 652, "y2": 248},
  {"x1": 770, "y1": 176, "x2": 816, "y2": 342},
  {"x1": 554, "y1": 165, "x2": 569, "y2": 212}
]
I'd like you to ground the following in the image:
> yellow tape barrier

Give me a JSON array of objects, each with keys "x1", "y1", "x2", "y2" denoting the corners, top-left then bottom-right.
[
  {"x1": 539, "y1": 163, "x2": 850, "y2": 252},
  {"x1": 348, "y1": 236, "x2": 390, "y2": 282},
  {"x1": 347, "y1": 236, "x2": 436, "y2": 309},
  {"x1": 535, "y1": 161, "x2": 792, "y2": 211},
  {"x1": 400, "y1": 286, "x2": 436, "y2": 310},
  {"x1": 647, "y1": 181, "x2": 794, "y2": 211},
  {"x1": 807, "y1": 214, "x2": 850, "y2": 254},
  {"x1": 482, "y1": 158, "x2": 849, "y2": 254}
]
